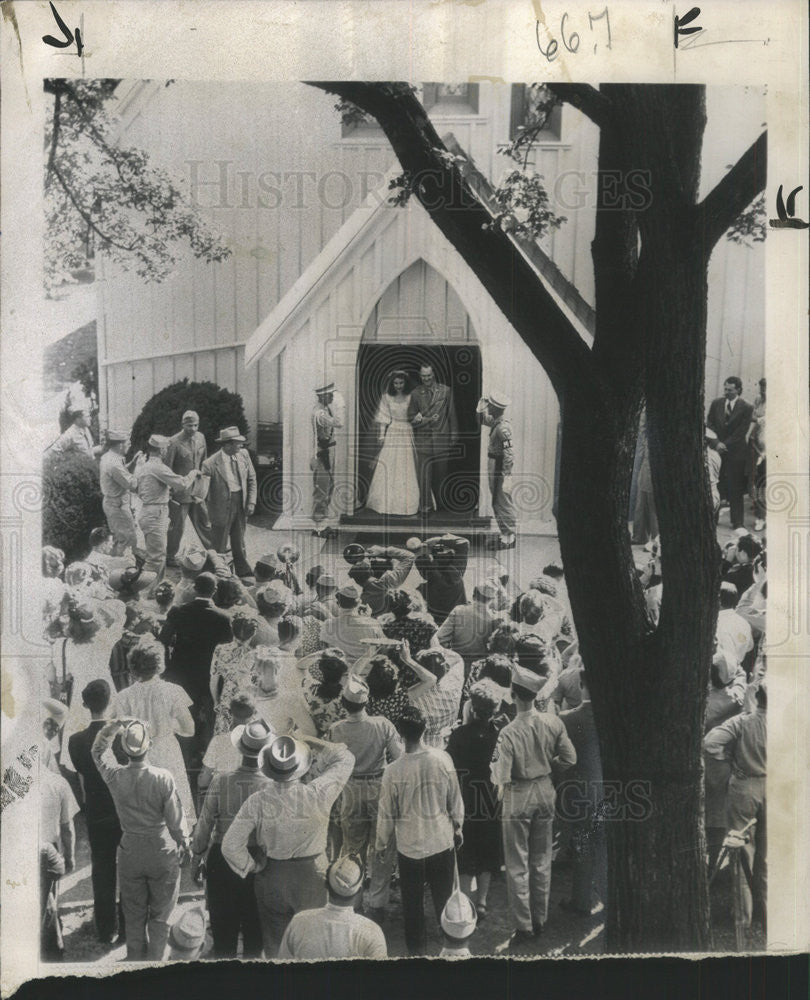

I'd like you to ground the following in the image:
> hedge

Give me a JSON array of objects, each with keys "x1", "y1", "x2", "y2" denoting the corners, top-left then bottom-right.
[{"x1": 42, "y1": 451, "x2": 105, "y2": 564}]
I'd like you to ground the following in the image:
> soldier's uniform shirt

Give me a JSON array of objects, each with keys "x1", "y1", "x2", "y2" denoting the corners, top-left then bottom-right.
[
  {"x1": 277, "y1": 902, "x2": 387, "y2": 959},
  {"x1": 100, "y1": 451, "x2": 137, "y2": 498},
  {"x1": 486, "y1": 416, "x2": 514, "y2": 474},
  {"x1": 164, "y1": 431, "x2": 207, "y2": 500},
  {"x1": 51, "y1": 423, "x2": 95, "y2": 458},
  {"x1": 311, "y1": 403, "x2": 341, "y2": 524},
  {"x1": 135, "y1": 458, "x2": 192, "y2": 505},
  {"x1": 703, "y1": 708, "x2": 766, "y2": 778},
  {"x1": 327, "y1": 713, "x2": 402, "y2": 776},
  {"x1": 490, "y1": 709, "x2": 576, "y2": 785}
]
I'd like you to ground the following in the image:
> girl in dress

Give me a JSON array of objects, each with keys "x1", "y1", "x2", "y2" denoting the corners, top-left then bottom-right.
[{"x1": 365, "y1": 371, "x2": 420, "y2": 516}]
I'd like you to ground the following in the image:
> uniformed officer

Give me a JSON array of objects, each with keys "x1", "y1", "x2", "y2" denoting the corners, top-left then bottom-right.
[
  {"x1": 478, "y1": 393, "x2": 517, "y2": 550},
  {"x1": 99, "y1": 431, "x2": 141, "y2": 556},
  {"x1": 491, "y1": 661, "x2": 576, "y2": 952},
  {"x1": 311, "y1": 382, "x2": 342, "y2": 539},
  {"x1": 92, "y1": 718, "x2": 190, "y2": 960},
  {"x1": 49, "y1": 408, "x2": 100, "y2": 459},
  {"x1": 135, "y1": 435, "x2": 200, "y2": 584},
  {"x1": 277, "y1": 854, "x2": 387, "y2": 960},
  {"x1": 165, "y1": 410, "x2": 212, "y2": 565}
]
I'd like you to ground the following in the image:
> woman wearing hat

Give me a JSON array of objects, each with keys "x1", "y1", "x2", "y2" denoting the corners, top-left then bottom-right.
[
  {"x1": 301, "y1": 650, "x2": 350, "y2": 737},
  {"x1": 112, "y1": 638, "x2": 197, "y2": 823},
  {"x1": 50, "y1": 598, "x2": 126, "y2": 770},
  {"x1": 365, "y1": 370, "x2": 420, "y2": 516}
]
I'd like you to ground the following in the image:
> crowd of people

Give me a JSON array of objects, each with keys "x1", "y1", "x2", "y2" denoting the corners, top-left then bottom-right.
[{"x1": 37, "y1": 391, "x2": 767, "y2": 961}]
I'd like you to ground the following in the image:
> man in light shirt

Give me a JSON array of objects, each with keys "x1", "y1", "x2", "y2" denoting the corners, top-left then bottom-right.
[
  {"x1": 491, "y1": 661, "x2": 577, "y2": 951},
  {"x1": 221, "y1": 733, "x2": 354, "y2": 957},
  {"x1": 326, "y1": 675, "x2": 402, "y2": 919},
  {"x1": 319, "y1": 584, "x2": 384, "y2": 662},
  {"x1": 99, "y1": 430, "x2": 141, "y2": 555},
  {"x1": 49, "y1": 408, "x2": 99, "y2": 458},
  {"x1": 437, "y1": 580, "x2": 499, "y2": 675},
  {"x1": 716, "y1": 581, "x2": 754, "y2": 672},
  {"x1": 375, "y1": 704, "x2": 464, "y2": 956},
  {"x1": 135, "y1": 434, "x2": 200, "y2": 582},
  {"x1": 277, "y1": 854, "x2": 387, "y2": 960},
  {"x1": 165, "y1": 410, "x2": 211, "y2": 565}
]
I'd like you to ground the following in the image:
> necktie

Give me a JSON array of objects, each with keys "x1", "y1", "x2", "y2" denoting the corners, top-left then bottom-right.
[{"x1": 725, "y1": 401, "x2": 732, "y2": 421}]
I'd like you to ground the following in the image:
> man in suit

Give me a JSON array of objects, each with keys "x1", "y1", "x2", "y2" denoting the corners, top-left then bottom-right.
[
  {"x1": 165, "y1": 410, "x2": 212, "y2": 564},
  {"x1": 67, "y1": 680, "x2": 127, "y2": 945},
  {"x1": 160, "y1": 571, "x2": 233, "y2": 798},
  {"x1": 707, "y1": 377, "x2": 754, "y2": 530},
  {"x1": 202, "y1": 426, "x2": 257, "y2": 580},
  {"x1": 408, "y1": 365, "x2": 458, "y2": 514}
]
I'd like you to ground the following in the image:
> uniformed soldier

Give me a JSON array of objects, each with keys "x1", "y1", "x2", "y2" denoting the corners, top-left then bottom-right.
[
  {"x1": 92, "y1": 718, "x2": 190, "y2": 961},
  {"x1": 135, "y1": 435, "x2": 200, "y2": 584},
  {"x1": 99, "y1": 431, "x2": 141, "y2": 556},
  {"x1": 49, "y1": 408, "x2": 100, "y2": 459},
  {"x1": 478, "y1": 393, "x2": 517, "y2": 550},
  {"x1": 165, "y1": 410, "x2": 212, "y2": 565},
  {"x1": 277, "y1": 854, "x2": 387, "y2": 960},
  {"x1": 491, "y1": 661, "x2": 577, "y2": 952},
  {"x1": 311, "y1": 382, "x2": 342, "y2": 539}
]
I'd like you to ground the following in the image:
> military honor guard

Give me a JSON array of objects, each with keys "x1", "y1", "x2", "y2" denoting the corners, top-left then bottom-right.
[
  {"x1": 478, "y1": 392, "x2": 517, "y2": 550},
  {"x1": 311, "y1": 382, "x2": 342, "y2": 538}
]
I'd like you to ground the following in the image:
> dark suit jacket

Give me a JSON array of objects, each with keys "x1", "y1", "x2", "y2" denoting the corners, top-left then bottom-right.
[
  {"x1": 407, "y1": 384, "x2": 458, "y2": 451},
  {"x1": 67, "y1": 721, "x2": 126, "y2": 825},
  {"x1": 706, "y1": 396, "x2": 753, "y2": 460},
  {"x1": 159, "y1": 597, "x2": 232, "y2": 703}
]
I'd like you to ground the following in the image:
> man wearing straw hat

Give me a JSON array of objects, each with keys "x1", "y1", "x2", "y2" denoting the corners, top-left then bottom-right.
[
  {"x1": 191, "y1": 719, "x2": 274, "y2": 958},
  {"x1": 202, "y1": 426, "x2": 257, "y2": 580},
  {"x1": 136, "y1": 435, "x2": 201, "y2": 583},
  {"x1": 221, "y1": 732, "x2": 354, "y2": 956},
  {"x1": 311, "y1": 382, "x2": 342, "y2": 539},
  {"x1": 99, "y1": 430, "x2": 141, "y2": 556},
  {"x1": 166, "y1": 906, "x2": 209, "y2": 961},
  {"x1": 92, "y1": 718, "x2": 190, "y2": 960},
  {"x1": 477, "y1": 392, "x2": 516, "y2": 550},
  {"x1": 277, "y1": 854, "x2": 387, "y2": 959},
  {"x1": 165, "y1": 410, "x2": 212, "y2": 566}
]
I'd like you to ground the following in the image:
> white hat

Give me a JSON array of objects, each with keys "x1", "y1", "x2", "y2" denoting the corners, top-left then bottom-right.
[
  {"x1": 327, "y1": 854, "x2": 365, "y2": 897},
  {"x1": 216, "y1": 425, "x2": 246, "y2": 443},
  {"x1": 121, "y1": 719, "x2": 152, "y2": 756},
  {"x1": 147, "y1": 434, "x2": 170, "y2": 449},
  {"x1": 704, "y1": 427, "x2": 718, "y2": 441},
  {"x1": 260, "y1": 735, "x2": 312, "y2": 782},
  {"x1": 486, "y1": 392, "x2": 511, "y2": 410},
  {"x1": 169, "y1": 907, "x2": 207, "y2": 952},
  {"x1": 511, "y1": 662, "x2": 545, "y2": 694},
  {"x1": 42, "y1": 699, "x2": 68, "y2": 725},
  {"x1": 441, "y1": 889, "x2": 477, "y2": 938},
  {"x1": 342, "y1": 675, "x2": 369, "y2": 705}
]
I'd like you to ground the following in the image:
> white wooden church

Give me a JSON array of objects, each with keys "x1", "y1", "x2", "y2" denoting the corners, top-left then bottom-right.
[{"x1": 96, "y1": 82, "x2": 765, "y2": 532}]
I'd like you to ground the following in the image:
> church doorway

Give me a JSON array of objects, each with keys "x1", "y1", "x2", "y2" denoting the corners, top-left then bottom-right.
[{"x1": 354, "y1": 342, "x2": 482, "y2": 514}]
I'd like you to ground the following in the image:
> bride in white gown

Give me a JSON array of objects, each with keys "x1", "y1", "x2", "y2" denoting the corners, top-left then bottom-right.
[{"x1": 365, "y1": 370, "x2": 420, "y2": 515}]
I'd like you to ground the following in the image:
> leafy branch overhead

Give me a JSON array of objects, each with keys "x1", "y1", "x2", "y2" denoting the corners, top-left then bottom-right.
[{"x1": 43, "y1": 79, "x2": 231, "y2": 293}]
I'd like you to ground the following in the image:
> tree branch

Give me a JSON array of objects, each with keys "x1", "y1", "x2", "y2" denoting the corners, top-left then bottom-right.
[
  {"x1": 50, "y1": 161, "x2": 140, "y2": 253},
  {"x1": 695, "y1": 131, "x2": 767, "y2": 250},
  {"x1": 547, "y1": 83, "x2": 614, "y2": 130},
  {"x1": 307, "y1": 81, "x2": 595, "y2": 395},
  {"x1": 46, "y1": 91, "x2": 61, "y2": 187}
]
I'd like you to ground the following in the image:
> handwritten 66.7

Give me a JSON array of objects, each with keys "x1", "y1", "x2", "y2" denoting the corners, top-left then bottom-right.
[{"x1": 536, "y1": 8, "x2": 611, "y2": 62}]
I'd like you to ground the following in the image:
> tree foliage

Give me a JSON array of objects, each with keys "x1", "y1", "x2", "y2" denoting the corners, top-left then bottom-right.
[
  {"x1": 42, "y1": 451, "x2": 104, "y2": 563},
  {"x1": 128, "y1": 379, "x2": 249, "y2": 457},
  {"x1": 44, "y1": 79, "x2": 231, "y2": 292}
]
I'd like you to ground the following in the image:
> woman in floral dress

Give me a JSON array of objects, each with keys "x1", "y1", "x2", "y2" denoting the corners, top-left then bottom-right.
[{"x1": 209, "y1": 612, "x2": 261, "y2": 736}]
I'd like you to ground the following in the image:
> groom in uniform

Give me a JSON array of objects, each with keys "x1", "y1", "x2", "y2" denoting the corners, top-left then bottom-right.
[{"x1": 408, "y1": 364, "x2": 458, "y2": 514}]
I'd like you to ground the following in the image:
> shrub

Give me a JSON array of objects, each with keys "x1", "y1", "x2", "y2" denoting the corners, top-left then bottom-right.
[
  {"x1": 128, "y1": 379, "x2": 249, "y2": 457},
  {"x1": 42, "y1": 452, "x2": 105, "y2": 563}
]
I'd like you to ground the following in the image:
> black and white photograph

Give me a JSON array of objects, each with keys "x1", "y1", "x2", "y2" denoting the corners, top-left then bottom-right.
[{"x1": 1, "y1": 1, "x2": 807, "y2": 993}]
